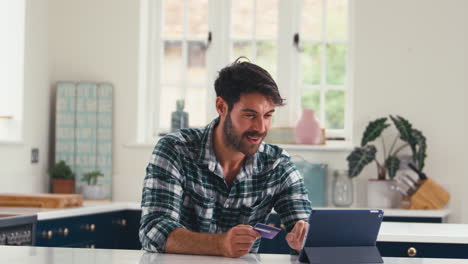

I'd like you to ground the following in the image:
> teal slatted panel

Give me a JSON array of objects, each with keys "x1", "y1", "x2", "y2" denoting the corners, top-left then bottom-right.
[
  {"x1": 97, "y1": 83, "x2": 113, "y2": 199},
  {"x1": 55, "y1": 82, "x2": 77, "y2": 173},
  {"x1": 75, "y1": 82, "x2": 98, "y2": 193}
]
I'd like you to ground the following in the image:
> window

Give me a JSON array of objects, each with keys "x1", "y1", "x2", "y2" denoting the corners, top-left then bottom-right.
[
  {"x1": 138, "y1": 0, "x2": 350, "y2": 143},
  {"x1": 299, "y1": 0, "x2": 349, "y2": 137},
  {"x1": 0, "y1": 0, "x2": 25, "y2": 141}
]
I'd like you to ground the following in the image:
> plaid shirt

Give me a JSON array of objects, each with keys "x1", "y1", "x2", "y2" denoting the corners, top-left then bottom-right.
[{"x1": 139, "y1": 118, "x2": 312, "y2": 253}]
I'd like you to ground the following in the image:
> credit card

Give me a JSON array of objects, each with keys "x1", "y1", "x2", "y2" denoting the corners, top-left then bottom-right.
[{"x1": 253, "y1": 223, "x2": 281, "y2": 239}]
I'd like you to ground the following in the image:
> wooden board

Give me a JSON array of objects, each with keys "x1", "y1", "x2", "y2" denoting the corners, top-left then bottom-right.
[{"x1": 0, "y1": 194, "x2": 83, "y2": 208}]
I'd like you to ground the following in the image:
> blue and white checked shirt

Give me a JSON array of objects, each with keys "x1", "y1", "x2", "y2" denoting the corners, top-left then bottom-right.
[{"x1": 139, "y1": 118, "x2": 312, "y2": 253}]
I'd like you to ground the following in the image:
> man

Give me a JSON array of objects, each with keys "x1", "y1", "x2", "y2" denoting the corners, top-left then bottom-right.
[{"x1": 139, "y1": 58, "x2": 312, "y2": 258}]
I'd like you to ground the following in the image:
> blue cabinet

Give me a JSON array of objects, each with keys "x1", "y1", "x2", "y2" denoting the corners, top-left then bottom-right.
[
  {"x1": 377, "y1": 242, "x2": 468, "y2": 258},
  {"x1": 35, "y1": 210, "x2": 141, "y2": 250}
]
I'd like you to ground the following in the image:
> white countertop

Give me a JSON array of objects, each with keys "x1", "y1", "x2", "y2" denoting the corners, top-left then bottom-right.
[
  {"x1": 0, "y1": 202, "x2": 462, "y2": 244},
  {"x1": 3, "y1": 245, "x2": 468, "y2": 264},
  {"x1": 0, "y1": 202, "x2": 445, "y2": 220}
]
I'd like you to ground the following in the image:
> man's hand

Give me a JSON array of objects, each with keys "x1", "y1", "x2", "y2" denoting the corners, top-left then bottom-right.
[
  {"x1": 219, "y1": 224, "x2": 261, "y2": 258},
  {"x1": 285, "y1": 220, "x2": 308, "y2": 251}
]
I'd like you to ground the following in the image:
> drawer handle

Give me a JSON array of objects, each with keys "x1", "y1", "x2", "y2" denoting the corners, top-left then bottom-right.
[
  {"x1": 407, "y1": 247, "x2": 417, "y2": 257},
  {"x1": 84, "y1": 224, "x2": 96, "y2": 232},
  {"x1": 118, "y1": 219, "x2": 127, "y2": 227},
  {"x1": 42, "y1": 230, "x2": 53, "y2": 240},
  {"x1": 59, "y1": 228, "x2": 69, "y2": 237}
]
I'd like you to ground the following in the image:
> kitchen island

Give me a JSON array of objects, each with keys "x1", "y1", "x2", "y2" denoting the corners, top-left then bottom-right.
[{"x1": 2, "y1": 245, "x2": 468, "y2": 264}]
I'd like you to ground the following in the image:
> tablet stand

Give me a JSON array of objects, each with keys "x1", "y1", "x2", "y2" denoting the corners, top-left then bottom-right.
[{"x1": 299, "y1": 246, "x2": 383, "y2": 263}]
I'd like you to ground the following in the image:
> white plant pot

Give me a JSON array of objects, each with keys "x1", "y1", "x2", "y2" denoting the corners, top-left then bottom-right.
[
  {"x1": 81, "y1": 184, "x2": 105, "y2": 200},
  {"x1": 367, "y1": 179, "x2": 401, "y2": 208}
]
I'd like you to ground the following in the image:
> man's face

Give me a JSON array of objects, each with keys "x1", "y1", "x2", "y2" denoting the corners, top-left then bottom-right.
[{"x1": 222, "y1": 93, "x2": 275, "y2": 156}]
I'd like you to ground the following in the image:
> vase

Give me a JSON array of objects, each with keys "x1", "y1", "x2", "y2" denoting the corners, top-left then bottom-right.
[
  {"x1": 52, "y1": 179, "x2": 75, "y2": 194},
  {"x1": 367, "y1": 179, "x2": 402, "y2": 208},
  {"x1": 81, "y1": 184, "x2": 105, "y2": 200},
  {"x1": 332, "y1": 170, "x2": 353, "y2": 207},
  {"x1": 295, "y1": 109, "x2": 322, "y2": 144},
  {"x1": 171, "y1": 99, "x2": 189, "y2": 132}
]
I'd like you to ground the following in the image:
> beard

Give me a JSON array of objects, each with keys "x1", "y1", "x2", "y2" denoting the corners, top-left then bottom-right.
[{"x1": 222, "y1": 113, "x2": 267, "y2": 157}]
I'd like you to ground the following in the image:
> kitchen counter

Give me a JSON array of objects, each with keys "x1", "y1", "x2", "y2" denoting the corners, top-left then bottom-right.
[
  {"x1": 0, "y1": 202, "x2": 461, "y2": 244},
  {"x1": 3, "y1": 245, "x2": 468, "y2": 264},
  {"x1": 0, "y1": 202, "x2": 449, "y2": 220}
]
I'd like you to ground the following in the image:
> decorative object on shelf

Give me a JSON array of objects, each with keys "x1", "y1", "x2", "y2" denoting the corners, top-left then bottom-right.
[
  {"x1": 347, "y1": 115, "x2": 427, "y2": 208},
  {"x1": 50, "y1": 160, "x2": 75, "y2": 194},
  {"x1": 171, "y1": 99, "x2": 189, "y2": 132},
  {"x1": 55, "y1": 82, "x2": 113, "y2": 199},
  {"x1": 332, "y1": 170, "x2": 353, "y2": 207},
  {"x1": 295, "y1": 109, "x2": 323, "y2": 145},
  {"x1": 294, "y1": 156, "x2": 327, "y2": 207},
  {"x1": 81, "y1": 170, "x2": 105, "y2": 200}
]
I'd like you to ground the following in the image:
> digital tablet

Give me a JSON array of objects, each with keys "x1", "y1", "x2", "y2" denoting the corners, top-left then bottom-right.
[{"x1": 299, "y1": 209, "x2": 384, "y2": 263}]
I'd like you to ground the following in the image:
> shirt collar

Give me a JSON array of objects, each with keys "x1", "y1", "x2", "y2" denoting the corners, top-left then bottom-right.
[{"x1": 198, "y1": 117, "x2": 266, "y2": 178}]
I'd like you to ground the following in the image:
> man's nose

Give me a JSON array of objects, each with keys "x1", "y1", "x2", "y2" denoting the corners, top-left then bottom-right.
[{"x1": 252, "y1": 117, "x2": 267, "y2": 134}]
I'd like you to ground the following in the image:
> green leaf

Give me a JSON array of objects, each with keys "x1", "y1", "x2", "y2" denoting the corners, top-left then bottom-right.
[
  {"x1": 390, "y1": 115, "x2": 414, "y2": 145},
  {"x1": 411, "y1": 129, "x2": 427, "y2": 171},
  {"x1": 361, "y1": 118, "x2": 389, "y2": 146},
  {"x1": 49, "y1": 160, "x2": 75, "y2": 180},
  {"x1": 82, "y1": 170, "x2": 104, "y2": 185},
  {"x1": 385, "y1": 156, "x2": 400, "y2": 179},
  {"x1": 347, "y1": 145, "x2": 377, "y2": 177}
]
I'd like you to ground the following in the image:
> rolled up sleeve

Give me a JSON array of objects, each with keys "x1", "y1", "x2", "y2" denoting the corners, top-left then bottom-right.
[
  {"x1": 273, "y1": 162, "x2": 312, "y2": 232},
  {"x1": 139, "y1": 138, "x2": 185, "y2": 252}
]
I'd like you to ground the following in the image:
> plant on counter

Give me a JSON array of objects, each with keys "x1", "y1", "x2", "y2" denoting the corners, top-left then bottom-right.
[
  {"x1": 81, "y1": 170, "x2": 106, "y2": 200},
  {"x1": 82, "y1": 170, "x2": 104, "y2": 185},
  {"x1": 49, "y1": 160, "x2": 75, "y2": 193},
  {"x1": 347, "y1": 115, "x2": 427, "y2": 180}
]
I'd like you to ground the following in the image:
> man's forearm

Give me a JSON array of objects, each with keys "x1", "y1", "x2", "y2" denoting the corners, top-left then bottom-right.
[{"x1": 165, "y1": 228, "x2": 225, "y2": 256}]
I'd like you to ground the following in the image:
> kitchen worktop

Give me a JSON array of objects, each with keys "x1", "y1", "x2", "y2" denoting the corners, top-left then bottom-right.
[
  {"x1": 0, "y1": 202, "x2": 461, "y2": 244},
  {"x1": 3, "y1": 245, "x2": 468, "y2": 264},
  {"x1": 0, "y1": 201, "x2": 449, "y2": 220}
]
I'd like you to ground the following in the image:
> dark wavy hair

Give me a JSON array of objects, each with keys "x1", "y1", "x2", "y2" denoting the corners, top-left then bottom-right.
[{"x1": 214, "y1": 57, "x2": 285, "y2": 111}]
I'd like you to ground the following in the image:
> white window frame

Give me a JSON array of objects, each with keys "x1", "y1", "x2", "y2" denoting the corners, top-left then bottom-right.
[
  {"x1": 0, "y1": 0, "x2": 25, "y2": 142},
  {"x1": 137, "y1": 0, "x2": 352, "y2": 144}
]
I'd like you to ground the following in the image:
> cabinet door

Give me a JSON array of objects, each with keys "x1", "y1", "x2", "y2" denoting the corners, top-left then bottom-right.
[
  {"x1": 258, "y1": 214, "x2": 293, "y2": 254},
  {"x1": 377, "y1": 242, "x2": 468, "y2": 258},
  {"x1": 36, "y1": 215, "x2": 98, "y2": 247}
]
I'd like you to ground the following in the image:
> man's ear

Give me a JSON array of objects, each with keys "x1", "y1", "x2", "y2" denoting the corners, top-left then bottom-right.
[{"x1": 215, "y1": 97, "x2": 228, "y2": 117}]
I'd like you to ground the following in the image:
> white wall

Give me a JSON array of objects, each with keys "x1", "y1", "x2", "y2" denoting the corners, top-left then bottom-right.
[
  {"x1": 16, "y1": 0, "x2": 468, "y2": 223},
  {"x1": 0, "y1": 0, "x2": 50, "y2": 193},
  {"x1": 352, "y1": 0, "x2": 468, "y2": 223},
  {"x1": 47, "y1": 0, "x2": 143, "y2": 202}
]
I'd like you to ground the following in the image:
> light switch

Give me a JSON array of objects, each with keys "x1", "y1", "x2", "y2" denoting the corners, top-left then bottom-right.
[{"x1": 31, "y1": 148, "x2": 39, "y2": 163}]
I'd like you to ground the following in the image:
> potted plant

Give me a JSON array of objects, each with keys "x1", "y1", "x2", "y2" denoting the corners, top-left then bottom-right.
[
  {"x1": 81, "y1": 170, "x2": 105, "y2": 200},
  {"x1": 50, "y1": 160, "x2": 75, "y2": 193},
  {"x1": 346, "y1": 115, "x2": 426, "y2": 208}
]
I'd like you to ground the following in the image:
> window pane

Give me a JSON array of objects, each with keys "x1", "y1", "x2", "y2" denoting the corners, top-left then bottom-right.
[
  {"x1": 326, "y1": 43, "x2": 346, "y2": 85},
  {"x1": 302, "y1": 43, "x2": 321, "y2": 85},
  {"x1": 327, "y1": 0, "x2": 347, "y2": 40},
  {"x1": 325, "y1": 90, "x2": 344, "y2": 129},
  {"x1": 187, "y1": 41, "x2": 206, "y2": 84},
  {"x1": 256, "y1": 41, "x2": 277, "y2": 79},
  {"x1": 232, "y1": 0, "x2": 253, "y2": 38},
  {"x1": 185, "y1": 86, "x2": 207, "y2": 128},
  {"x1": 159, "y1": 86, "x2": 183, "y2": 132},
  {"x1": 188, "y1": 0, "x2": 208, "y2": 37},
  {"x1": 163, "y1": 0, "x2": 183, "y2": 38},
  {"x1": 301, "y1": 0, "x2": 322, "y2": 40},
  {"x1": 232, "y1": 41, "x2": 253, "y2": 61},
  {"x1": 255, "y1": 0, "x2": 278, "y2": 38},
  {"x1": 301, "y1": 89, "x2": 321, "y2": 116},
  {"x1": 162, "y1": 41, "x2": 183, "y2": 83}
]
